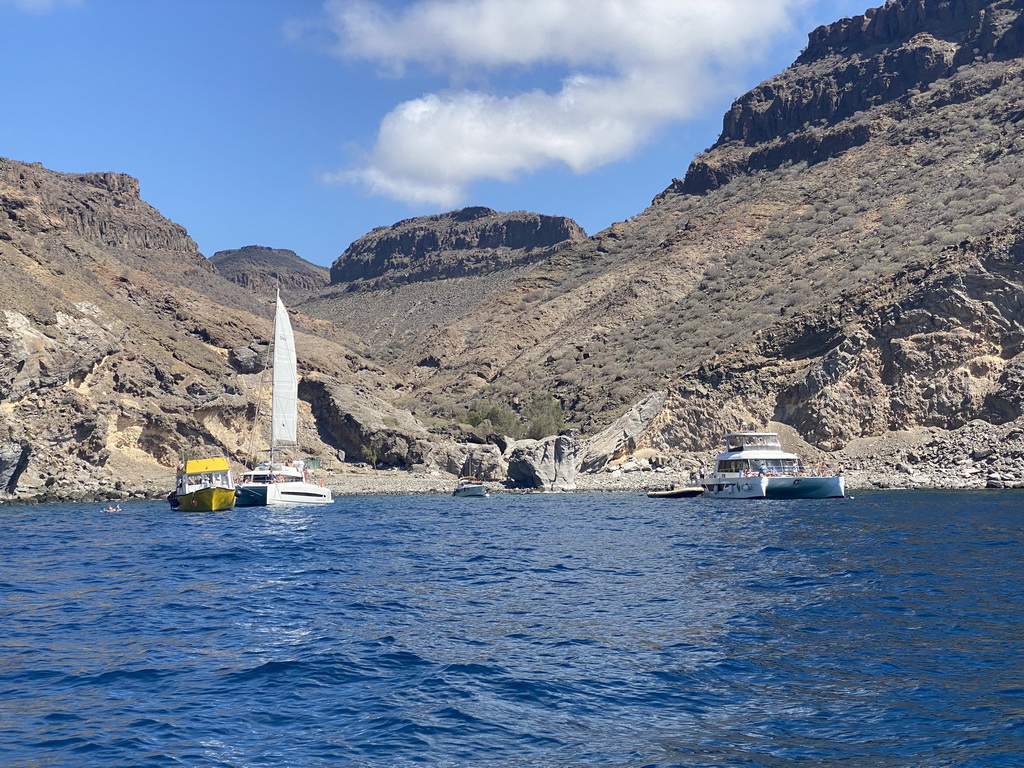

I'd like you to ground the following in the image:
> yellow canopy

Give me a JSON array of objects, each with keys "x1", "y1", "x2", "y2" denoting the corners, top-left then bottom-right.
[{"x1": 184, "y1": 457, "x2": 230, "y2": 474}]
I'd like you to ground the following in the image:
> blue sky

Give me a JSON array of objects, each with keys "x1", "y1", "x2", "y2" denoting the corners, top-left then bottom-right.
[{"x1": 1, "y1": 0, "x2": 871, "y2": 267}]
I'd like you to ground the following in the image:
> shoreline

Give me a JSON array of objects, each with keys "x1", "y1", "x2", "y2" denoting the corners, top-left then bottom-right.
[
  {"x1": 7, "y1": 419, "x2": 1022, "y2": 504},
  {"x1": 2, "y1": 465, "x2": 1013, "y2": 505}
]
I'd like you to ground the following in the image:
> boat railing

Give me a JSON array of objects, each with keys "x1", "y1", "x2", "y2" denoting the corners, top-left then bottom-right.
[
  {"x1": 711, "y1": 465, "x2": 840, "y2": 479},
  {"x1": 724, "y1": 434, "x2": 783, "y2": 452}
]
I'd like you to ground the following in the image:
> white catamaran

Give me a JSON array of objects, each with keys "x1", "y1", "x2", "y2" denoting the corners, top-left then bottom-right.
[
  {"x1": 235, "y1": 293, "x2": 333, "y2": 507},
  {"x1": 699, "y1": 430, "x2": 845, "y2": 500}
]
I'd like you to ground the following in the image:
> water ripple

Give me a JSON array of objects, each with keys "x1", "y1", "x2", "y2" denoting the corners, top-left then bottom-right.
[{"x1": 0, "y1": 491, "x2": 1021, "y2": 766}]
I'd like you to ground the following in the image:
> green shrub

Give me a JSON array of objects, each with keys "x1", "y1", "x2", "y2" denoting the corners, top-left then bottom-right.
[
  {"x1": 525, "y1": 393, "x2": 565, "y2": 439},
  {"x1": 465, "y1": 401, "x2": 522, "y2": 437}
]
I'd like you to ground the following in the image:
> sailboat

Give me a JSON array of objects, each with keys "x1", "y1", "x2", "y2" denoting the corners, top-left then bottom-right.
[{"x1": 235, "y1": 293, "x2": 333, "y2": 507}]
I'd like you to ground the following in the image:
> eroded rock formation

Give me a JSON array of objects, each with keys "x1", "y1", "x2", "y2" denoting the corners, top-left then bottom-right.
[
  {"x1": 578, "y1": 391, "x2": 669, "y2": 473},
  {"x1": 330, "y1": 207, "x2": 586, "y2": 289},
  {"x1": 506, "y1": 432, "x2": 580, "y2": 491}
]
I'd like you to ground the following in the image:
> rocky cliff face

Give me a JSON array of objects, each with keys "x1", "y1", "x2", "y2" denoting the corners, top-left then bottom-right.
[
  {"x1": 0, "y1": 161, "x2": 198, "y2": 259},
  {"x1": 649, "y1": 225, "x2": 1024, "y2": 453},
  {"x1": 674, "y1": 0, "x2": 1024, "y2": 195},
  {"x1": 329, "y1": 207, "x2": 586, "y2": 289},
  {"x1": 210, "y1": 245, "x2": 330, "y2": 303},
  {"x1": 0, "y1": 158, "x2": 440, "y2": 501},
  {"x1": 342, "y1": 0, "x2": 1024, "y2": 474}
]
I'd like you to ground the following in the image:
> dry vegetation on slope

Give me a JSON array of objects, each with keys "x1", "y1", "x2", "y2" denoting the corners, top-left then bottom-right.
[
  {"x1": 0, "y1": 160, "x2": 409, "y2": 497},
  {"x1": 355, "y1": 1, "x2": 1024, "y2": 443},
  {"x1": 7, "y1": 0, "x2": 1024, "y2": 496}
]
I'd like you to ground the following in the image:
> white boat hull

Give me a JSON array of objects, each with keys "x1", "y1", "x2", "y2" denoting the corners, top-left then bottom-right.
[
  {"x1": 265, "y1": 481, "x2": 333, "y2": 506},
  {"x1": 702, "y1": 475, "x2": 844, "y2": 499},
  {"x1": 453, "y1": 484, "x2": 488, "y2": 497},
  {"x1": 237, "y1": 480, "x2": 333, "y2": 506}
]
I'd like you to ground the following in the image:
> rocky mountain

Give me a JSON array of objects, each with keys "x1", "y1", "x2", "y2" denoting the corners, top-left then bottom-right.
[
  {"x1": 0, "y1": 159, "x2": 457, "y2": 501},
  {"x1": 6, "y1": 0, "x2": 1024, "y2": 499},
  {"x1": 210, "y1": 245, "x2": 329, "y2": 303},
  {"x1": 301, "y1": 207, "x2": 586, "y2": 348},
  {"x1": 677, "y1": 0, "x2": 1024, "y2": 194},
  {"x1": 302, "y1": 0, "x2": 1024, "y2": 474},
  {"x1": 330, "y1": 207, "x2": 585, "y2": 288}
]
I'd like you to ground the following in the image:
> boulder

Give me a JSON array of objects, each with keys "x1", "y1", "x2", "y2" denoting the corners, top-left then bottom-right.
[
  {"x1": 428, "y1": 441, "x2": 507, "y2": 481},
  {"x1": 228, "y1": 344, "x2": 268, "y2": 374},
  {"x1": 506, "y1": 431, "x2": 579, "y2": 490}
]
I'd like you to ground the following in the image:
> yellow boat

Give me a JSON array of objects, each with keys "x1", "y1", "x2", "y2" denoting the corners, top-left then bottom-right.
[{"x1": 170, "y1": 457, "x2": 236, "y2": 512}]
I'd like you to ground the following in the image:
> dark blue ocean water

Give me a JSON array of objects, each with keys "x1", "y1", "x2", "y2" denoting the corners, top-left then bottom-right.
[{"x1": 1, "y1": 491, "x2": 1021, "y2": 768}]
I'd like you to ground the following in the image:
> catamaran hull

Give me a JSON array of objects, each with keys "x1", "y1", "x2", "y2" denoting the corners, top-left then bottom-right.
[
  {"x1": 647, "y1": 486, "x2": 704, "y2": 498},
  {"x1": 236, "y1": 481, "x2": 333, "y2": 506},
  {"x1": 234, "y1": 485, "x2": 268, "y2": 507},
  {"x1": 702, "y1": 475, "x2": 844, "y2": 499},
  {"x1": 267, "y1": 482, "x2": 333, "y2": 505}
]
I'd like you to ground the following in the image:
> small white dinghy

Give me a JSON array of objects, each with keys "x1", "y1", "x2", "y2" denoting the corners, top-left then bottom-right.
[{"x1": 452, "y1": 477, "x2": 488, "y2": 497}]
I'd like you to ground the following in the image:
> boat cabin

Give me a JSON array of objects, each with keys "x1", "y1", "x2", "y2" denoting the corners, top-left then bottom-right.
[
  {"x1": 176, "y1": 457, "x2": 234, "y2": 494},
  {"x1": 713, "y1": 432, "x2": 806, "y2": 476},
  {"x1": 714, "y1": 457, "x2": 805, "y2": 475},
  {"x1": 722, "y1": 432, "x2": 783, "y2": 452},
  {"x1": 240, "y1": 460, "x2": 309, "y2": 485}
]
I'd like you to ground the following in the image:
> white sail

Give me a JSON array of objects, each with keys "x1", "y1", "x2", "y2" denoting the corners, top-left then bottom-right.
[
  {"x1": 233, "y1": 292, "x2": 333, "y2": 506},
  {"x1": 271, "y1": 293, "x2": 298, "y2": 445}
]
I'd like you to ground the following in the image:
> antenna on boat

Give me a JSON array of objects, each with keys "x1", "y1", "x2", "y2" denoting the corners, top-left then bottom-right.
[
  {"x1": 269, "y1": 288, "x2": 279, "y2": 470},
  {"x1": 242, "y1": 294, "x2": 277, "y2": 471}
]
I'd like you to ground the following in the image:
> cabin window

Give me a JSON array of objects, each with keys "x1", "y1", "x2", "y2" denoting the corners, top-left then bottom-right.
[{"x1": 726, "y1": 434, "x2": 783, "y2": 451}]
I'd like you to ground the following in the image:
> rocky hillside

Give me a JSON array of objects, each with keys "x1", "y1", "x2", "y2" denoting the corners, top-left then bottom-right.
[
  {"x1": 330, "y1": 207, "x2": 585, "y2": 288},
  {"x1": 6, "y1": 0, "x2": 1024, "y2": 498},
  {"x1": 654, "y1": 223, "x2": 1024, "y2": 450},
  {"x1": 210, "y1": 245, "x2": 329, "y2": 303},
  {"x1": 678, "y1": 0, "x2": 1024, "y2": 193},
  {"x1": 301, "y1": 207, "x2": 586, "y2": 347},
  {"x1": 0, "y1": 159, "x2": 453, "y2": 501},
  {"x1": 0, "y1": 160, "x2": 594, "y2": 501},
  {"x1": 335, "y1": 0, "x2": 1024, "y2": 461}
]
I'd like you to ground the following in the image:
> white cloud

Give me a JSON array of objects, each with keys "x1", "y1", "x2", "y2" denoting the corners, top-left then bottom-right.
[{"x1": 323, "y1": 0, "x2": 812, "y2": 207}]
